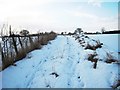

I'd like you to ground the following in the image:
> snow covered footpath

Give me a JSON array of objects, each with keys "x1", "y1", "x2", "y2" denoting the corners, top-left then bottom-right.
[{"x1": 0, "y1": 36, "x2": 119, "y2": 88}]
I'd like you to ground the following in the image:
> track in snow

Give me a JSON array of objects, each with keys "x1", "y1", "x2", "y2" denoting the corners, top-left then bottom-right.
[
  {"x1": 2, "y1": 36, "x2": 118, "y2": 88},
  {"x1": 27, "y1": 36, "x2": 84, "y2": 88}
]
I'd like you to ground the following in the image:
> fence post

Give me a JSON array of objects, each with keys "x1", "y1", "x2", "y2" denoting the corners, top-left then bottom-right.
[
  {"x1": 0, "y1": 41, "x2": 4, "y2": 69},
  {"x1": 18, "y1": 36, "x2": 23, "y2": 49},
  {"x1": 11, "y1": 35, "x2": 18, "y2": 55},
  {"x1": 9, "y1": 37, "x2": 13, "y2": 60},
  {"x1": 38, "y1": 34, "x2": 40, "y2": 43},
  {"x1": 29, "y1": 36, "x2": 33, "y2": 44},
  {"x1": 3, "y1": 39, "x2": 6, "y2": 57},
  {"x1": 5, "y1": 39, "x2": 9, "y2": 56}
]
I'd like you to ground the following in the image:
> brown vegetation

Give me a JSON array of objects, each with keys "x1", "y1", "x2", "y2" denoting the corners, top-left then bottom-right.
[
  {"x1": 1, "y1": 32, "x2": 57, "y2": 70},
  {"x1": 88, "y1": 53, "x2": 98, "y2": 69}
]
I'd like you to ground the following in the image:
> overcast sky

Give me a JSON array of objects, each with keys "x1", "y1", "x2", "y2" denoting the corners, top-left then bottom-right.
[{"x1": 0, "y1": 0, "x2": 119, "y2": 33}]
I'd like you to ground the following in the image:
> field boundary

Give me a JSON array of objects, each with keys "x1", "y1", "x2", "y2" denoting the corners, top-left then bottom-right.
[{"x1": 0, "y1": 32, "x2": 57, "y2": 70}]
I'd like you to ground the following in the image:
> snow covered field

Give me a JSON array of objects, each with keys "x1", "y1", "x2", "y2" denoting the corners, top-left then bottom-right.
[
  {"x1": 0, "y1": 35, "x2": 119, "y2": 89},
  {"x1": 88, "y1": 34, "x2": 119, "y2": 52},
  {"x1": 88, "y1": 34, "x2": 120, "y2": 61}
]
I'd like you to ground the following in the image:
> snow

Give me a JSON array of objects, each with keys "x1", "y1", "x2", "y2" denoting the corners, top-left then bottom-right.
[
  {"x1": 77, "y1": 61, "x2": 118, "y2": 88},
  {"x1": 88, "y1": 34, "x2": 120, "y2": 61},
  {"x1": 0, "y1": 35, "x2": 119, "y2": 88},
  {"x1": 88, "y1": 34, "x2": 119, "y2": 52}
]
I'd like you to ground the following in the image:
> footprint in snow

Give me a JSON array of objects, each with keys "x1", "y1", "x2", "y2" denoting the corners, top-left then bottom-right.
[{"x1": 77, "y1": 76, "x2": 84, "y2": 87}]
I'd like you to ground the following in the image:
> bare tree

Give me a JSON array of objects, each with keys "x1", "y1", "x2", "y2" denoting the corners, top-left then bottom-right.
[
  {"x1": 101, "y1": 27, "x2": 105, "y2": 34},
  {"x1": 20, "y1": 30, "x2": 29, "y2": 36},
  {"x1": 74, "y1": 28, "x2": 83, "y2": 34}
]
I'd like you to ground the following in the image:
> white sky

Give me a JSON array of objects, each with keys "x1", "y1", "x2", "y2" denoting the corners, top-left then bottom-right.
[{"x1": 0, "y1": 0, "x2": 119, "y2": 34}]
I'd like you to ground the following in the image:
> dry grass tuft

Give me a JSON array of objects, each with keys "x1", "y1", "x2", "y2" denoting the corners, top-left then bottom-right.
[
  {"x1": 2, "y1": 55, "x2": 14, "y2": 70},
  {"x1": 15, "y1": 49, "x2": 27, "y2": 61}
]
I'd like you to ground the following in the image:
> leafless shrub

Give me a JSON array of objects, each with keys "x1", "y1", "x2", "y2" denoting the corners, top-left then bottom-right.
[
  {"x1": 85, "y1": 43, "x2": 96, "y2": 50},
  {"x1": 85, "y1": 41, "x2": 103, "y2": 50},
  {"x1": 88, "y1": 53, "x2": 98, "y2": 69}
]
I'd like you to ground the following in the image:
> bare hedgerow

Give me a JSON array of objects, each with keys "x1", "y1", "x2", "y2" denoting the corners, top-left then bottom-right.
[{"x1": 2, "y1": 32, "x2": 57, "y2": 70}]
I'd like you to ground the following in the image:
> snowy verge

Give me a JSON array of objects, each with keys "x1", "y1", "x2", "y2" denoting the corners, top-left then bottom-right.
[{"x1": 0, "y1": 35, "x2": 119, "y2": 88}]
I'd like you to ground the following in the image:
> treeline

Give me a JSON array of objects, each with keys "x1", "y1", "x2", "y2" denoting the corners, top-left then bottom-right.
[
  {"x1": 102, "y1": 30, "x2": 120, "y2": 34},
  {"x1": 85, "y1": 30, "x2": 120, "y2": 34},
  {"x1": 59, "y1": 29, "x2": 120, "y2": 35}
]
